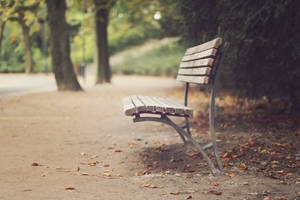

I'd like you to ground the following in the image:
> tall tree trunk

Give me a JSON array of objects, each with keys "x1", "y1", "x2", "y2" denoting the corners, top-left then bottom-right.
[
  {"x1": 0, "y1": 20, "x2": 5, "y2": 56},
  {"x1": 19, "y1": 17, "x2": 33, "y2": 74},
  {"x1": 46, "y1": 0, "x2": 82, "y2": 91},
  {"x1": 94, "y1": 0, "x2": 112, "y2": 84}
]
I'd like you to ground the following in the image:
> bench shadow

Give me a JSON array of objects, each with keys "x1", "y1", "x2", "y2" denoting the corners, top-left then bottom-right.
[{"x1": 138, "y1": 142, "x2": 211, "y2": 175}]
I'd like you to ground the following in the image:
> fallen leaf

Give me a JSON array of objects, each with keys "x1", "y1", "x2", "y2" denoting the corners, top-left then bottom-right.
[
  {"x1": 103, "y1": 164, "x2": 110, "y2": 167},
  {"x1": 263, "y1": 197, "x2": 270, "y2": 200},
  {"x1": 133, "y1": 172, "x2": 139, "y2": 176},
  {"x1": 212, "y1": 182, "x2": 219, "y2": 186},
  {"x1": 114, "y1": 150, "x2": 122, "y2": 152},
  {"x1": 31, "y1": 162, "x2": 39, "y2": 166},
  {"x1": 206, "y1": 190, "x2": 222, "y2": 195},
  {"x1": 170, "y1": 192, "x2": 180, "y2": 195},
  {"x1": 80, "y1": 172, "x2": 89, "y2": 176},
  {"x1": 183, "y1": 169, "x2": 195, "y2": 173},
  {"x1": 64, "y1": 187, "x2": 75, "y2": 190},
  {"x1": 128, "y1": 142, "x2": 137, "y2": 146},
  {"x1": 143, "y1": 184, "x2": 158, "y2": 188},
  {"x1": 228, "y1": 173, "x2": 235, "y2": 178},
  {"x1": 103, "y1": 172, "x2": 111, "y2": 177},
  {"x1": 186, "y1": 195, "x2": 192, "y2": 199},
  {"x1": 80, "y1": 152, "x2": 86, "y2": 156},
  {"x1": 88, "y1": 162, "x2": 98, "y2": 166}
]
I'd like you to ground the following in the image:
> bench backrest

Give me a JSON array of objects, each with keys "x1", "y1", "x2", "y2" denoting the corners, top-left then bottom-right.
[{"x1": 177, "y1": 37, "x2": 223, "y2": 85}]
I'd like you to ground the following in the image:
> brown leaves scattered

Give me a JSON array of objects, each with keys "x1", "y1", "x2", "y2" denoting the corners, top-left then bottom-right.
[{"x1": 204, "y1": 190, "x2": 222, "y2": 195}]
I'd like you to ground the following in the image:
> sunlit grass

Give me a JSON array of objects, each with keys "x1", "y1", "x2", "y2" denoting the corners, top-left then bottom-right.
[{"x1": 112, "y1": 41, "x2": 185, "y2": 76}]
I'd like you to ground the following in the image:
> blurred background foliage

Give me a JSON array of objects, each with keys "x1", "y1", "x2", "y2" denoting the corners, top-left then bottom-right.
[{"x1": 0, "y1": 0, "x2": 299, "y2": 111}]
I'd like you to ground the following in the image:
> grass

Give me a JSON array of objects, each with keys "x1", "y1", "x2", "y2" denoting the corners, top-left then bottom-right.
[{"x1": 111, "y1": 41, "x2": 186, "y2": 76}]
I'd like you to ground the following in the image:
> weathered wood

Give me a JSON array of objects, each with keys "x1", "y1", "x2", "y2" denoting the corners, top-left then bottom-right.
[
  {"x1": 177, "y1": 75, "x2": 210, "y2": 84},
  {"x1": 138, "y1": 96, "x2": 156, "y2": 112},
  {"x1": 123, "y1": 95, "x2": 193, "y2": 117},
  {"x1": 149, "y1": 96, "x2": 166, "y2": 113},
  {"x1": 179, "y1": 58, "x2": 214, "y2": 68},
  {"x1": 182, "y1": 48, "x2": 217, "y2": 62},
  {"x1": 131, "y1": 95, "x2": 146, "y2": 113},
  {"x1": 178, "y1": 67, "x2": 211, "y2": 76},
  {"x1": 122, "y1": 96, "x2": 135, "y2": 116},
  {"x1": 157, "y1": 97, "x2": 193, "y2": 116},
  {"x1": 185, "y1": 37, "x2": 222, "y2": 55}
]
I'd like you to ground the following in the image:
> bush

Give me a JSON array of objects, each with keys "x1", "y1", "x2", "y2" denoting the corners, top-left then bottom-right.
[{"x1": 112, "y1": 41, "x2": 185, "y2": 76}]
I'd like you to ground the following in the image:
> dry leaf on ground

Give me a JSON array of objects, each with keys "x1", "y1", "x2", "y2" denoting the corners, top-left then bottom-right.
[{"x1": 64, "y1": 187, "x2": 75, "y2": 190}]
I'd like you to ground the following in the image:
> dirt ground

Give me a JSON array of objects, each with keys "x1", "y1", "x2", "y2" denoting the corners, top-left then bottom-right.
[{"x1": 0, "y1": 75, "x2": 299, "y2": 200}]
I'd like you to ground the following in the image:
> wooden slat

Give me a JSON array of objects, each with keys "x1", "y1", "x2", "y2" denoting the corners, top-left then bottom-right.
[
  {"x1": 185, "y1": 37, "x2": 222, "y2": 55},
  {"x1": 182, "y1": 48, "x2": 217, "y2": 62},
  {"x1": 177, "y1": 75, "x2": 209, "y2": 84},
  {"x1": 159, "y1": 97, "x2": 193, "y2": 116},
  {"x1": 155, "y1": 97, "x2": 176, "y2": 114},
  {"x1": 149, "y1": 96, "x2": 166, "y2": 113},
  {"x1": 179, "y1": 58, "x2": 214, "y2": 68},
  {"x1": 131, "y1": 95, "x2": 146, "y2": 113},
  {"x1": 137, "y1": 95, "x2": 156, "y2": 112},
  {"x1": 122, "y1": 96, "x2": 136, "y2": 116},
  {"x1": 178, "y1": 67, "x2": 211, "y2": 76}
]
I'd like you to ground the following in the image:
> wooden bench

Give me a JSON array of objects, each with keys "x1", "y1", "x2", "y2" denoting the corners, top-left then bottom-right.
[{"x1": 122, "y1": 37, "x2": 228, "y2": 175}]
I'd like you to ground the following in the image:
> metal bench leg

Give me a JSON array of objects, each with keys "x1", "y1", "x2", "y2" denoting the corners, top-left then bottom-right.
[
  {"x1": 209, "y1": 84, "x2": 224, "y2": 172},
  {"x1": 133, "y1": 115, "x2": 218, "y2": 175}
]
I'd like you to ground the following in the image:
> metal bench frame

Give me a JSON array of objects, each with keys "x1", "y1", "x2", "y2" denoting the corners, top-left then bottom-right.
[{"x1": 127, "y1": 40, "x2": 229, "y2": 175}]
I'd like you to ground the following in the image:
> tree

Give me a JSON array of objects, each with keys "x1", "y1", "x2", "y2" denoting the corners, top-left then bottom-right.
[
  {"x1": 46, "y1": 0, "x2": 82, "y2": 91},
  {"x1": 0, "y1": 0, "x2": 41, "y2": 73},
  {"x1": 94, "y1": 0, "x2": 116, "y2": 84},
  {"x1": 17, "y1": 11, "x2": 33, "y2": 74},
  {"x1": 176, "y1": 0, "x2": 300, "y2": 112},
  {"x1": 0, "y1": 19, "x2": 5, "y2": 56}
]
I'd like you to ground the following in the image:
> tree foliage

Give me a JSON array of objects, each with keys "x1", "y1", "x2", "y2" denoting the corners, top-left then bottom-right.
[{"x1": 176, "y1": 0, "x2": 300, "y2": 112}]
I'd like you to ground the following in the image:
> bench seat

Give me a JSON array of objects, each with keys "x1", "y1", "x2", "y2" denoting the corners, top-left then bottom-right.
[{"x1": 123, "y1": 95, "x2": 193, "y2": 117}]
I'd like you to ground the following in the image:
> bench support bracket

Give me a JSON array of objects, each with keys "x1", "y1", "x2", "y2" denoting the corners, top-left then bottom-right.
[{"x1": 133, "y1": 114, "x2": 219, "y2": 175}]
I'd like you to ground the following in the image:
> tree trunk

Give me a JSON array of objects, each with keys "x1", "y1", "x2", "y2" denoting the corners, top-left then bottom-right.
[
  {"x1": 46, "y1": 0, "x2": 82, "y2": 91},
  {"x1": 0, "y1": 20, "x2": 5, "y2": 56},
  {"x1": 19, "y1": 17, "x2": 33, "y2": 74},
  {"x1": 94, "y1": 0, "x2": 112, "y2": 84}
]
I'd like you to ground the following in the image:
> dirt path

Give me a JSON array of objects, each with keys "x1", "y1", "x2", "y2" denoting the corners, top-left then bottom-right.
[{"x1": 0, "y1": 75, "x2": 298, "y2": 200}]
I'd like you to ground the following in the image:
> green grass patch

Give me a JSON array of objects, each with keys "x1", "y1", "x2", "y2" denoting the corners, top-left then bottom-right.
[{"x1": 112, "y1": 41, "x2": 185, "y2": 76}]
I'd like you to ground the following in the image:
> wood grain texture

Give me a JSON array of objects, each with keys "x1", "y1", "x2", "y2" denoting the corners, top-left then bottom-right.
[
  {"x1": 122, "y1": 96, "x2": 136, "y2": 116},
  {"x1": 179, "y1": 58, "x2": 214, "y2": 68},
  {"x1": 178, "y1": 67, "x2": 211, "y2": 76},
  {"x1": 182, "y1": 48, "x2": 217, "y2": 62},
  {"x1": 122, "y1": 95, "x2": 193, "y2": 117},
  {"x1": 185, "y1": 37, "x2": 222, "y2": 55},
  {"x1": 177, "y1": 75, "x2": 209, "y2": 84}
]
